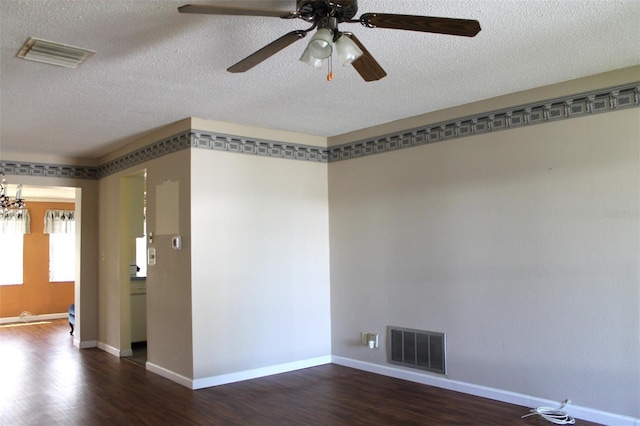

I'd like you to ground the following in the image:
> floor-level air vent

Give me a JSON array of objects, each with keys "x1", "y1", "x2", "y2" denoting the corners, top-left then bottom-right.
[{"x1": 388, "y1": 326, "x2": 446, "y2": 375}]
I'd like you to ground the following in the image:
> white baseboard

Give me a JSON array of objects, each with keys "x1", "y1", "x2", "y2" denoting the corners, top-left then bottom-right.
[
  {"x1": 191, "y1": 355, "x2": 332, "y2": 390},
  {"x1": 144, "y1": 355, "x2": 332, "y2": 390},
  {"x1": 0, "y1": 312, "x2": 67, "y2": 324},
  {"x1": 75, "y1": 339, "x2": 97, "y2": 349},
  {"x1": 97, "y1": 341, "x2": 133, "y2": 357},
  {"x1": 146, "y1": 362, "x2": 193, "y2": 388},
  {"x1": 332, "y1": 356, "x2": 640, "y2": 426}
]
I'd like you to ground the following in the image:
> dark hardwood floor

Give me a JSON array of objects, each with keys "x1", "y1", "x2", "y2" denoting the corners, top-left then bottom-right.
[{"x1": 0, "y1": 319, "x2": 599, "y2": 425}]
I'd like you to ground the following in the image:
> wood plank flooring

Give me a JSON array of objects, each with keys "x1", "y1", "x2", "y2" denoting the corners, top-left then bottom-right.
[{"x1": 0, "y1": 319, "x2": 599, "y2": 425}]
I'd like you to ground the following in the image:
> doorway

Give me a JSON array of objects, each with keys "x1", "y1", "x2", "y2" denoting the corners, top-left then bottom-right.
[
  {"x1": 0, "y1": 185, "x2": 78, "y2": 329},
  {"x1": 121, "y1": 171, "x2": 147, "y2": 366}
]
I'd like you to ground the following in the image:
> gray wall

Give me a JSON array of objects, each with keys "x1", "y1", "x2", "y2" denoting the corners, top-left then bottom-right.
[
  {"x1": 145, "y1": 149, "x2": 194, "y2": 378},
  {"x1": 4, "y1": 68, "x2": 638, "y2": 419},
  {"x1": 97, "y1": 147, "x2": 194, "y2": 377},
  {"x1": 328, "y1": 93, "x2": 639, "y2": 417}
]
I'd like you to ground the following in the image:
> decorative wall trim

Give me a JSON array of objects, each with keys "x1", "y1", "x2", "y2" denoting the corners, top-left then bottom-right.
[
  {"x1": 0, "y1": 161, "x2": 98, "y2": 179},
  {"x1": 96, "y1": 131, "x2": 193, "y2": 177},
  {"x1": 2, "y1": 82, "x2": 638, "y2": 178},
  {"x1": 190, "y1": 130, "x2": 329, "y2": 163},
  {"x1": 332, "y1": 356, "x2": 640, "y2": 426},
  {"x1": 327, "y1": 82, "x2": 640, "y2": 162}
]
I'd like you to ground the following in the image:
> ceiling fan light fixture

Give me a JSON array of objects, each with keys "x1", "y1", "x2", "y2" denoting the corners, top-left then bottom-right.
[
  {"x1": 335, "y1": 34, "x2": 363, "y2": 66},
  {"x1": 299, "y1": 48, "x2": 324, "y2": 69},
  {"x1": 307, "y1": 28, "x2": 333, "y2": 59}
]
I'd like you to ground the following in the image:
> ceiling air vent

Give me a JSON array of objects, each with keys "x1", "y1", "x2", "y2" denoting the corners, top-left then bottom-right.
[{"x1": 17, "y1": 37, "x2": 95, "y2": 68}]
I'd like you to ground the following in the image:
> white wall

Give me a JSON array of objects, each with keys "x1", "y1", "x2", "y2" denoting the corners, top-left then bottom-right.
[
  {"x1": 190, "y1": 149, "x2": 331, "y2": 380},
  {"x1": 328, "y1": 103, "x2": 640, "y2": 418}
]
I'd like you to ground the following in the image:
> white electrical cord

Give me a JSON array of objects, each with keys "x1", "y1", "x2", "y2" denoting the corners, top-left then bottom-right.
[
  {"x1": 19, "y1": 311, "x2": 37, "y2": 322},
  {"x1": 521, "y1": 400, "x2": 575, "y2": 424}
]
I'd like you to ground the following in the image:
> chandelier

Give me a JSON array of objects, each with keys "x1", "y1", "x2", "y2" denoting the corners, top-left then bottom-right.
[{"x1": 0, "y1": 171, "x2": 26, "y2": 210}]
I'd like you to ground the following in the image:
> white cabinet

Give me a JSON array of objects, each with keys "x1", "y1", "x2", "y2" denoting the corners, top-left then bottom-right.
[{"x1": 130, "y1": 280, "x2": 146, "y2": 343}]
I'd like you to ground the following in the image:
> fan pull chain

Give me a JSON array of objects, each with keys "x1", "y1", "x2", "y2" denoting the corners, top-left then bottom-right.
[{"x1": 327, "y1": 54, "x2": 334, "y2": 81}]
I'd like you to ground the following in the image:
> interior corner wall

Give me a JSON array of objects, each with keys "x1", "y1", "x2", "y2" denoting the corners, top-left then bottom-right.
[
  {"x1": 190, "y1": 149, "x2": 331, "y2": 380},
  {"x1": 98, "y1": 148, "x2": 193, "y2": 378},
  {"x1": 328, "y1": 106, "x2": 640, "y2": 417}
]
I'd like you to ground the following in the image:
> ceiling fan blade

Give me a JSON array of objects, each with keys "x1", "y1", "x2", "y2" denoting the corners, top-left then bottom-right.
[
  {"x1": 178, "y1": 4, "x2": 296, "y2": 18},
  {"x1": 227, "y1": 30, "x2": 307, "y2": 73},
  {"x1": 344, "y1": 33, "x2": 386, "y2": 82},
  {"x1": 360, "y1": 13, "x2": 481, "y2": 37}
]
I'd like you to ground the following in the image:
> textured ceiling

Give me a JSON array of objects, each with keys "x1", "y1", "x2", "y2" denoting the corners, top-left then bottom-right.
[{"x1": 1, "y1": 0, "x2": 639, "y2": 160}]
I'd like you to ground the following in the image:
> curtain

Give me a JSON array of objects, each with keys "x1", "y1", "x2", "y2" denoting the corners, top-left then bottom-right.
[
  {"x1": 0, "y1": 209, "x2": 30, "y2": 234},
  {"x1": 44, "y1": 209, "x2": 75, "y2": 234}
]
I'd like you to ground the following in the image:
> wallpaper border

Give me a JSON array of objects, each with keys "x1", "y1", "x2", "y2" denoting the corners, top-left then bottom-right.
[
  {"x1": 1, "y1": 81, "x2": 638, "y2": 179},
  {"x1": 327, "y1": 81, "x2": 639, "y2": 162},
  {"x1": 190, "y1": 131, "x2": 329, "y2": 163}
]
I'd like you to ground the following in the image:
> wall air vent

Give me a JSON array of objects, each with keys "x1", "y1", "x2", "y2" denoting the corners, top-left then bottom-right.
[
  {"x1": 17, "y1": 37, "x2": 95, "y2": 68},
  {"x1": 388, "y1": 326, "x2": 446, "y2": 375}
]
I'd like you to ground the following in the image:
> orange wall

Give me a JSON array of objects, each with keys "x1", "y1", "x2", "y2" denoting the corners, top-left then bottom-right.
[{"x1": 0, "y1": 202, "x2": 75, "y2": 318}]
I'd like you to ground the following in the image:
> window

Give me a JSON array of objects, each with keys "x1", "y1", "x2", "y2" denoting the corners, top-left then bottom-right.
[
  {"x1": 49, "y1": 232, "x2": 75, "y2": 282},
  {"x1": 135, "y1": 234, "x2": 147, "y2": 277},
  {"x1": 0, "y1": 234, "x2": 24, "y2": 285},
  {"x1": 44, "y1": 209, "x2": 75, "y2": 282}
]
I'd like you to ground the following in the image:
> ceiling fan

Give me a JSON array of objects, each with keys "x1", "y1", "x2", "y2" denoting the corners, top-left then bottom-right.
[{"x1": 178, "y1": 0, "x2": 481, "y2": 82}]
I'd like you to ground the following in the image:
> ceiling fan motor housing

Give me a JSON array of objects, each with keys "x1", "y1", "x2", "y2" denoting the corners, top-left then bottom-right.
[{"x1": 297, "y1": 0, "x2": 358, "y2": 22}]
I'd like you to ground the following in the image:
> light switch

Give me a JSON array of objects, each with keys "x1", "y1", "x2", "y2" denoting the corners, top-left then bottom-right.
[
  {"x1": 148, "y1": 248, "x2": 156, "y2": 265},
  {"x1": 171, "y1": 235, "x2": 182, "y2": 250}
]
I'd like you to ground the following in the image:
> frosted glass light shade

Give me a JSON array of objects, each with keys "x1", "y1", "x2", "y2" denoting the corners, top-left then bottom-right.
[
  {"x1": 307, "y1": 28, "x2": 333, "y2": 59},
  {"x1": 299, "y1": 48, "x2": 323, "y2": 69},
  {"x1": 335, "y1": 35, "x2": 363, "y2": 66}
]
